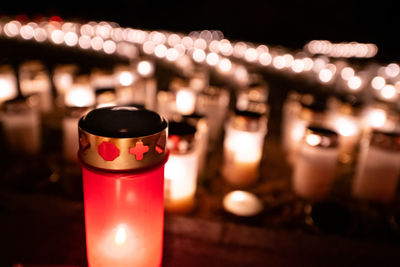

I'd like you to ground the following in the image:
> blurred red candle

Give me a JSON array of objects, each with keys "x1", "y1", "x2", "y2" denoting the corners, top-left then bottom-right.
[{"x1": 78, "y1": 106, "x2": 168, "y2": 267}]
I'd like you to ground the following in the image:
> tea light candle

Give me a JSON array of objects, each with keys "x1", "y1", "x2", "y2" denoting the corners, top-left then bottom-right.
[
  {"x1": 79, "y1": 106, "x2": 168, "y2": 267},
  {"x1": 223, "y1": 190, "x2": 263, "y2": 217},
  {"x1": 353, "y1": 130, "x2": 400, "y2": 203},
  {"x1": 19, "y1": 60, "x2": 52, "y2": 112},
  {"x1": 1, "y1": 95, "x2": 41, "y2": 154},
  {"x1": 222, "y1": 110, "x2": 267, "y2": 187},
  {"x1": 0, "y1": 65, "x2": 18, "y2": 104},
  {"x1": 164, "y1": 121, "x2": 199, "y2": 213},
  {"x1": 292, "y1": 126, "x2": 339, "y2": 201}
]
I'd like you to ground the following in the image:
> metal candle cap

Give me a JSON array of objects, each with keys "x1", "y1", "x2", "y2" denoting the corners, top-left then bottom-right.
[
  {"x1": 304, "y1": 125, "x2": 339, "y2": 148},
  {"x1": 167, "y1": 121, "x2": 197, "y2": 154},
  {"x1": 231, "y1": 109, "x2": 267, "y2": 132},
  {"x1": 78, "y1": 106, "x2": 168, "y2": 171},
  {"x1": 370, "y1": 130, "x2": 400, "y2": 151}
]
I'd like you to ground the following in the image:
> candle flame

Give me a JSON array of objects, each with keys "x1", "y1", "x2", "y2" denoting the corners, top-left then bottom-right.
[{"x1": 114, "y1": 225, "x2": 127, "y2": 245}]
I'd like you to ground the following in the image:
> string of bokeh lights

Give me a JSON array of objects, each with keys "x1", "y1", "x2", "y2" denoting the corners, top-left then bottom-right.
[{"x1": 1, "y1": 16, "x2": 400, "y2": 104}]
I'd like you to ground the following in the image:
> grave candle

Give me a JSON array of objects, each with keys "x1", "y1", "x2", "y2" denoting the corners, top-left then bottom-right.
[
  {"x1": 164, "y1": 121, "x2": 199, "y2": 213},
  {"x1": 222, "y1": 110, "x2": 267, "y2": 187},
  {"x1": 1, "y1": 95, "x2": 41, "y2": 154},
  {"x1": 78, "y1": 106, "x2": 168, "y2": 267},
  {"x1": 292, "y1": 126, "x2": 339, "y2": 201},
  {"x1": 353, "y1": 130, "x2": 400, "y2": 203}
]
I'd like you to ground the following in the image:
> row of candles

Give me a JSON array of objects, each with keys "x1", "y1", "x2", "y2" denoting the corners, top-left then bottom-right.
[
  {"x1": 1, "y1": 55, "x2": 400, "y2": 210},
  {"x1": 282, "y1": 90, "x2": 400, "y2": 204},
  {"x1": 1, "y1": 15, "x2": 400, "y2": 267}
]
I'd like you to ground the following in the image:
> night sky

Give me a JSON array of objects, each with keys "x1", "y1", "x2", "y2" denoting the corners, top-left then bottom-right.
[{"x1": 0, "y1": 0, "x2": 398, "y2": 62}]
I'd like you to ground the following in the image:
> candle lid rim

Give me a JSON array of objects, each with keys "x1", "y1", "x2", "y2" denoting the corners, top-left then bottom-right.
[{"x1": 79, "y1": 105, "x2": 168, "y2": 138}]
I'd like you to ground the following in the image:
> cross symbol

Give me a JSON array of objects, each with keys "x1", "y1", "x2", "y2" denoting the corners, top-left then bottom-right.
[{"x1": 129, "y1": 141, "x2": 149, "y2": 160}]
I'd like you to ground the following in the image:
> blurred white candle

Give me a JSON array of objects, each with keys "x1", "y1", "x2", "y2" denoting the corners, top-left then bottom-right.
[
  {"x1": 183, "y1": 114, "x2": 209, "y2": 178},
  {"x1": 353, "y1": 130, "x2": 400, "y2": 203},
  {"x1": 63, "y1": 83, "x2": 95, "y2": 162},
  {"x1": 223, "y1": 190, "x2": 263, "y2": 217},
  {"x1": 292, "y1": 126, "x2": 339, "y2": 200},
  {"x1": 196, "y1": 86, "x2": 230, "y2": 148},
  {"x1": 137, "y1": 60, "x2": 157, "y2": 110},
  {"x1": 222, "y1": 110, "x2": 267, "y2": 187},
  {"x1": 53, "y1": 64, "x2": 77, "y2": 96},
  {"x1": 19, "y1": 60, "x2": 52, "y2": 112},
  {"x1": 164, "y1": 121, "x2": 199, "y2": 213},
  {"x1": 328, "y1": 100, "x2": 362, "y2": 164},
  {"x1": 1, "y1": 96, "x2": 41, "y2": 154},
  {"x1": 283, "y1": 96, "x2": 327, "y2": 164}
]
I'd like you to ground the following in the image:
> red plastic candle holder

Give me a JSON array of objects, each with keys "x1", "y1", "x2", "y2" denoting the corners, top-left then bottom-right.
[{"x1": 78, "y1": 106, "x2": 168, "y2": 267}]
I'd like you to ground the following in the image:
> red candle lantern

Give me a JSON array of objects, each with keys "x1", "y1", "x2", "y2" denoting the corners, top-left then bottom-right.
[{"x1": 78, "y1": 106, "x2": 168, "y2": 267}]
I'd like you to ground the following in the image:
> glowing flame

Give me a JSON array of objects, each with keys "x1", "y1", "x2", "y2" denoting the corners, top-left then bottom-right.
[
  {"x1": 114, "y1": 225, "x2": 127, "y2": 245},
  {"x1": 305, "y1": 134, "x2": 321, "y2": 146}
]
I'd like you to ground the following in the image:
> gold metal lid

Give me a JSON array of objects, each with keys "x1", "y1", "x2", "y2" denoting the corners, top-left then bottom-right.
[
  {"x1": 304, "y1": 125, "x2": 339, "y2": 148},
  {"x1": 230, "y1": 109, "x2": 267, "y2": 132},
  {"x1": 370, "y1": 130, "x2": 400, "y2": 151},
  {"x1": 78, "y1": 106, "x2": 168, "y2": 171}
]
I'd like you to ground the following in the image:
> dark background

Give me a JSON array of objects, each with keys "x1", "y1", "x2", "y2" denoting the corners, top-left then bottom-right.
[{"x1": 0, "y1": 0, "x2": 398, "y2": 63}]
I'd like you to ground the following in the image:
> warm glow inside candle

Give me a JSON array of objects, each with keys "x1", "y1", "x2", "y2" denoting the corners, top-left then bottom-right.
[
  {"x1": 164, "y1": 151, "x2": 198, "y2": 213},
  {"x1": 222, "y1": 112, "x2": 267, "y2": 187}
]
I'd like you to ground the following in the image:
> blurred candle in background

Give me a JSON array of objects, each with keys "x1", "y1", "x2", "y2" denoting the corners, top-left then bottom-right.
[
  {"x1": 79, "y1": 106, "x2": 168, "y2": 267},
  {"x1": 353, "y1": 130, "x2": 400, "y2": 204},
  {"x1": 328, "y1": 96, "x2": 363, "y2": 164},
  {"x1": 196, "y1": 86, "x2": 230, "y2": 148},
  {"x1": 137, "y1": 60, "x2": 157, "y2": 111},
  {"x1": 183, "y1": 113, "x2": 209, "y2": 178},
  {"x1": 19, "y1": 60, "x2": 52, "y2": 112},
  {"x1": 283, "y1": 94, "x2": 327, "y2": 164},
  {"x1": 175, "y1": 87, "x2": 196, "y2": 115},
  {"x1": 222, "y1": 110, "x2": 267, "y2": 187},
  {"x1": 164, "y1": 121, "x2": 199, "y2": 213},
  {"x1": 0, "y1": 65, "x2": 18, "y2": 105},
  {"x1": 113, "y1": 64, "x2": 137, "y2": 105},
  {"x1": 1, "y1": 95, "x2": 41, "y2": 154},
  {"x1": 62, "y1": 82, "x2": 95, "y2": 162},
  {"x1": 52, "y1": 64, "x2": 78, "y2": 107},
  {"x1": 292, "y1": 126, "x2": 339, "y2": 201}
]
